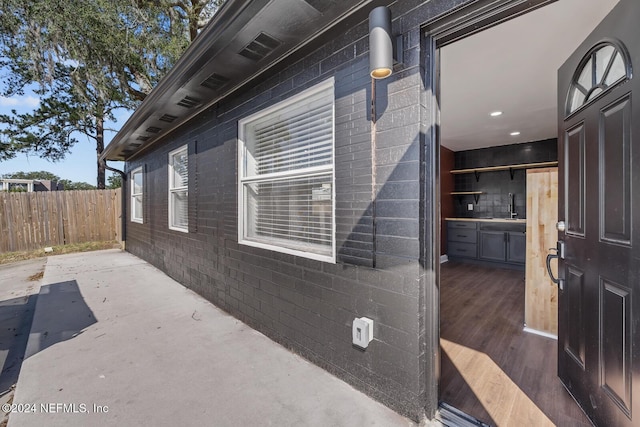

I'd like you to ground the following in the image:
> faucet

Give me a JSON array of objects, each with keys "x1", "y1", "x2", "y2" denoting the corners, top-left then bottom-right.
[{"x1": 508, "y1": 193, "x2": 518, "y2": 219}]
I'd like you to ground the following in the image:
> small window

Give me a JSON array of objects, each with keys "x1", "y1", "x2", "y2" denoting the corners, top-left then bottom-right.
[
  {"x1": 7, "y1": 182, "x2": 31, "y2": 192},
  {"x1": 238, "y1": 79, "x2": 335, "y2": 262},
  {"x1": 168, "y1": 145, "x2": 188, "y2": 232},
  {"x1": 131, "y1": 167, "x2": 143, "y2": 223},
  {"x1": 567, "y1": 42, "x2": 631, "y2": 115}
]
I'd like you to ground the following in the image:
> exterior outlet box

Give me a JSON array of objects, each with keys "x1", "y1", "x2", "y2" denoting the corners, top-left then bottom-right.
[
  {"x1": 352, "y1": 317, "x2": 374, "y2": 349},
  {"x1": 467, "y1": 203, "x2": 474, "y2": 211}
]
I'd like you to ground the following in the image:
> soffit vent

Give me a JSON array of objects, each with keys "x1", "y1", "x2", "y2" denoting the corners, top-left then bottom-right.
[
  {"x1": 177, "y1": 96, "x2": 202, "y2": 109},
  {"x1": 303, "y1": 0, "x2": 336, "y2": 13},
  {"x1": 238, "y1": 32, "x2": 281, "y2": 62},
  {"x1": 136, "y1": 136, "x2": 150, "y2": 142},
  {"x1": 146, "y1": 126, "x2": 162, "y2": 134},
  {"x1": 130, "y1": 143, "x2": 142, "y2": 148},
  {"x1": 201, "y1": 73, "x2": 230, "y2": 91},
  {"x1": 159, "y1": 114, "x2": 178, "y2": 123}
]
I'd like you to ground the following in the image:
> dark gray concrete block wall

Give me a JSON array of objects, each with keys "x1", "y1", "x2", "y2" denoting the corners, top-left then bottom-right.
[{"x1": 122, "y1": 0, "x2": 478, "y2": 421}]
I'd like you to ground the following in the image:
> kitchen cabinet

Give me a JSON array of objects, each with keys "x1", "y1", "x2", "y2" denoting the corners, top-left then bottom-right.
[
  {"x1": 479, "y1": 231, "x2": 526, "y2": 264},
  {"x1": 507, "y1": 231, "x2": 526, "y2": 264},
  {"x1": 447, "y1": 221, "x2": 477, "y2": 259},
  {"x1": 447, "y1": 219, "x2": 525, "y2": 269},
  {"x1": 479, "y1": 231, "x2": 507, "y2": 262},
  {"x1": 478, "y1": 223, "x2": 526, "y2": 265}
]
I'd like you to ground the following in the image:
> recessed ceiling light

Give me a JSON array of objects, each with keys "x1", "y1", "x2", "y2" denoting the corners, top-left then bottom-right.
[
  {"x1": 490, "y1": 111, "x2": 503, "y2": 117},
  {"x1": 510, "y1": 131, "x2": 521, "y2": 136}
]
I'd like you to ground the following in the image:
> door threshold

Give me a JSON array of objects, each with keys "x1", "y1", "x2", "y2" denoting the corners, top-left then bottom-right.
[{"x1": 437, "y1": 402, "x2": 491, "y2": 427}]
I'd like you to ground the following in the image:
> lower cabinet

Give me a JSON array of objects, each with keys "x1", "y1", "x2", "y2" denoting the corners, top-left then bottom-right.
[
  {"x1": 479, "y1": 231, "x2": 507, "y2": 262},
  {"x1": 479, "y1": 230, "x2": 526, "y2": 264},
  {"x1": 447, "y1": 221, "x2": 478, "y2": 259},
  {"x1": 447, "y1": 220, "x2": 525, "y2": 269},
  {"x1": 506, "y1": 231, "x2": 526, "y2": 264},
  {"x1": 448, "y1": 242, "x2": 477, "y2": 258}
]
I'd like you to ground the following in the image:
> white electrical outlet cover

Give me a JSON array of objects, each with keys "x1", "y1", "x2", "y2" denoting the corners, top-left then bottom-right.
[
  {"x1": 352, "y1": 317, "x2": 374, "y2": 348},
  {"x1": 467, "y1": 203, "x2": 473, "y2": 210}
]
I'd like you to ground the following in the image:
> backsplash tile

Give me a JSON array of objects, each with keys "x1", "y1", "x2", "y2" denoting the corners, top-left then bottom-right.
[{"x1": 451, "y1": 139, "x2": 557, "y2": 218}]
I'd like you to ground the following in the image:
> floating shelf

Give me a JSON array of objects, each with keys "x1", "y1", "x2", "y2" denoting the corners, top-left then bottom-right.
[
  {"x1": 450, "y1": 161, "x2": 558, "y2": 181},
  {"x1": 450, "y1": 191, "x2": 483, "y2": 204}
]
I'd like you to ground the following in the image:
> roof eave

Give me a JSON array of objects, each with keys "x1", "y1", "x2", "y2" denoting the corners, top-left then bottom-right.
[{"x1": 102, "y1": 0, "x2": 381, "y2": 163}]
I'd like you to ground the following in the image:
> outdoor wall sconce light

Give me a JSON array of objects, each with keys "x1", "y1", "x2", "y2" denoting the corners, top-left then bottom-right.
[{"x1": 369, "y1": 6, "x2": 402, "y2": 79}]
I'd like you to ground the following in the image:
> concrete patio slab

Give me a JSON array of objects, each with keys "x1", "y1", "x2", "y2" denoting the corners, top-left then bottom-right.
[
  {"x1": 0, "y1": 258, "x2": 46, "y2": 426},
  {"x1": 0, "y1": 258, "x2": 45, "y2": 391},
  {"x1": 8, "y1": 249, "x2": 416, "y2": 427}
]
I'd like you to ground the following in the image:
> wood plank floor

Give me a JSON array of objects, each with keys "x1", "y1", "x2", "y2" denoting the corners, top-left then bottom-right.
[{"x1": 440, "y1": 262, "x2": 592, "y2": 427}]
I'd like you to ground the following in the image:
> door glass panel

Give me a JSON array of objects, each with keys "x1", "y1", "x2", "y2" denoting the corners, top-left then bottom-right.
[
  {"x1": 605, "y1": 52, "x2": 626, "y2": 85},
  {"x1": 587, "y1": 87, "x2": 603, "y2": 101},
  {"x1": 577, "y1": 58, "x2": 593, "y2": 89},
  {"x1": 595, "y1": 45, "x2": 615, "y2": 83},
  {"x1": 570, "y1": 88, "x2": 586, "y2": 112},
  {"x1": 566, "y1": 42, "x2": 630, "y2": 115}
]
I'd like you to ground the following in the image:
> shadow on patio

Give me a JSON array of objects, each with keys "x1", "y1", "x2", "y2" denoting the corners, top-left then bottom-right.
[{"x1": 24, "y1": 280, "x2": 96, "y2": 359}]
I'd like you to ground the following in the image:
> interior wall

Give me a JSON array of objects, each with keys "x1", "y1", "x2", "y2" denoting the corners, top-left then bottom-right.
[
  {"x1": 440, "y1": 146, "x2": 455, "y2": 255},
  {"x1": 452, "y1": 139, "x2": 557, "y2": 218}
]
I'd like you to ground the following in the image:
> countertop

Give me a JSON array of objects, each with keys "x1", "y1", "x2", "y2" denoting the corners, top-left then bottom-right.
[{"x1": 445, "y1": 217, "x2": 527, "y2": 224}]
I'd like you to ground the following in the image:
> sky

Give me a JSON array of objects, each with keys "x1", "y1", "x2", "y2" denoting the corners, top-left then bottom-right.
[{"x1": 0, "y1": 93, "x2": 128, "y2": 185}]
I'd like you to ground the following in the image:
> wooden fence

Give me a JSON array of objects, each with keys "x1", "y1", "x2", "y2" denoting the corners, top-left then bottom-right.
[{"x1": 0, "y1": 189, "x2": 122, "y2": 253}]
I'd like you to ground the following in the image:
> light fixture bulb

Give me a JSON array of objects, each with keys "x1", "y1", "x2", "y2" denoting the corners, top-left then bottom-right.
[{"x1": 371, "y1": 68, "x2": 392, "y2": 79}]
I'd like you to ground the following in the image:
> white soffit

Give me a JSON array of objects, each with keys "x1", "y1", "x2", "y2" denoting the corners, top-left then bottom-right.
[{"x1": 440, "y1": 0, "x2": 620, "y2": 152}]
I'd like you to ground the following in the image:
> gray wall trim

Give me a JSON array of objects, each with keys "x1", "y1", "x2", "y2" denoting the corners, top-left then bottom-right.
[{"x1": 424, "y1": 0, "x2": 556, "y2": 47}]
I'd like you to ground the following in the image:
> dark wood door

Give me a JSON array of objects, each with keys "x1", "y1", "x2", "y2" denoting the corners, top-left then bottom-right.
[{"x1": 557, "y1": 1, "x2": 640, "y2": 425}]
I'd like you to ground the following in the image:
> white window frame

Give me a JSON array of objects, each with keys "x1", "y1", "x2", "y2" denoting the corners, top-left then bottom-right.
[
  {"x1": 130, "y1": 167, "x2": 143, "y2": 224},
  {"x1": 237, "y1": 78, "x2": 336, "y2": 263},
  {"x1": 168, "y1": 145, "x2": 189, "y2": 232}
]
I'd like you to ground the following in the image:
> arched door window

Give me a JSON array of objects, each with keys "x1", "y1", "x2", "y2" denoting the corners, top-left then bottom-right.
[{"x1": 567, "y1": 41, "x2": 631, "y2": 115}]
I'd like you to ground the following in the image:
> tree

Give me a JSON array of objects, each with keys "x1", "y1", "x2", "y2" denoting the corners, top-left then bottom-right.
[
  {"x1": 2, "y1": 170, "x2": 60, "y2": 181},
  {"x1": 106, "y1": 174, "x2": 122, "y2": 189},
  {"x1": 58, "y1": 180, "x2": 96, "y2": 190},
  {"x1": 0, "y1": 0, "x2": 224, "y2": 188},
  {"x1": 159, "y1": 0, "x2": 223, "y2": 41}
]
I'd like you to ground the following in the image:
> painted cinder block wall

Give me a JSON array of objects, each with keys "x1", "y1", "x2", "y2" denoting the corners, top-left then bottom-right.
[{"x1": 123, "y1": 0, "x2": 477, "y2": 421}]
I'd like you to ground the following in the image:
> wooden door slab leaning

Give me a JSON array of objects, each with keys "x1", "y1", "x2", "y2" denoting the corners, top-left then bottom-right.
[{"x1": 525, "y1": 167, "x2": 558, "y2": 336}]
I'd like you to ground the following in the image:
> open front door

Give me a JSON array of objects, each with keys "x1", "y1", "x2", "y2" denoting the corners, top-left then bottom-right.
[{"x1": 557, "y1": 0, "x2": 639, "y2": 425}]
